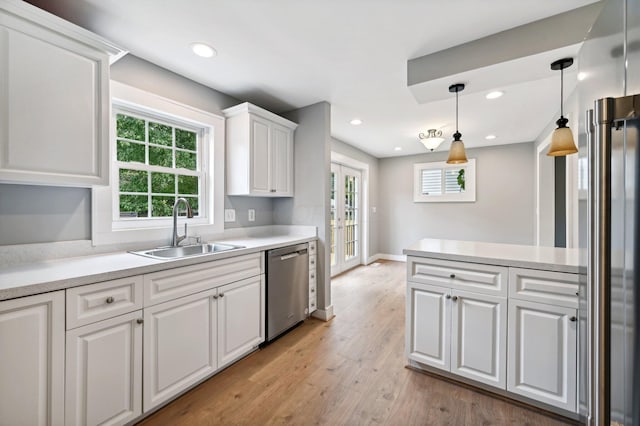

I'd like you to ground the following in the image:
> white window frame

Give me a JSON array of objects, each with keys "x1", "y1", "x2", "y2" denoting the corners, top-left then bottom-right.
[
  {"x1": 413, "y1": 159, "x2": 476, "y2": 203},
  {"x1": 92, "y1": 81, "x2": 225, "y2": 246}
]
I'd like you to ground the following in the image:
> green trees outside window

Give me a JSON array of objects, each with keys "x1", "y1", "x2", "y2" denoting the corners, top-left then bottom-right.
[{"x1": 116, "y1": 113, "x2": 201, "y2": 218}]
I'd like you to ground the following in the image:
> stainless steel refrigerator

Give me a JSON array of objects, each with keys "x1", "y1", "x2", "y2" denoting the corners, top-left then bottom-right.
[{"x1": 578, "y1": 0, "x2": 640, "y2": 424}]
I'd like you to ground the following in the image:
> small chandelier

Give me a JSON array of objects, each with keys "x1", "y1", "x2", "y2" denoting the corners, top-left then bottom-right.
[
  {"x1": 547, "y1": 57, "x2": 578, "y2": 156},
  {"x1": 447, "y1": 83, "x2": 468, "y2": 164},
  {"x1": 418, "y1": 129, "x2": 444, "y2": 151}
]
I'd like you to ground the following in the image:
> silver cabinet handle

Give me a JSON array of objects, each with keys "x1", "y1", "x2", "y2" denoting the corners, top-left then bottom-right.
[
  {"x1": 451, "y1": 296, "x2": 458, "y2": 301},
  {"x1": 136, "y1": 318, "x2": 144, "y2": 324},
  {"x1": 445, "y1": 294, "x2": 451, "y2": 299},
  {"x1": 106, "y1": 296, "x2": 115, "y2": 304}
]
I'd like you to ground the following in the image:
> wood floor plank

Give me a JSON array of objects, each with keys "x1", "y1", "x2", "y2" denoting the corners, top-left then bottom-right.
[{"x1": 137, "y1": 260, "x2": 574, "y2": 426}]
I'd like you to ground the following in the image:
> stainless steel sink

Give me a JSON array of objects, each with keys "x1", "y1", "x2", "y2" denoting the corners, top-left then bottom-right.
[{"x1": 131, "y1": 243, "x2": 244, "y2": 260}]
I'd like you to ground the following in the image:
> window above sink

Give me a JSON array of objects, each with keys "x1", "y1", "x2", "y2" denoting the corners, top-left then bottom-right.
[{"x1": 91, "y1": 81, "x2": 225, "y2": 246}]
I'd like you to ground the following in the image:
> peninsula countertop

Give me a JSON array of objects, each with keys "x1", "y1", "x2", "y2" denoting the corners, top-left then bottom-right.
[{"x1": 403, "y1": 238, "x2": 581, "y2": 274}]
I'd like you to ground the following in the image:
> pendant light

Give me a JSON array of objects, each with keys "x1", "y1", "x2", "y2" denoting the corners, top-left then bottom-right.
[
  {"x1": 418, "y1": 129, "x2": 444, "y2": 151},
  {"x1": 446, "y1": 83, "x2": 468, "y2": 164},
  {"x1": 547, "y1": 58, "x2": 578, "y2": 156}
]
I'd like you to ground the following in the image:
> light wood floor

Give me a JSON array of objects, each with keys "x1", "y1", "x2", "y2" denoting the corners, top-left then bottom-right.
[{"x1": 138, "y1": 260, "x2": 574, "y2": 426}]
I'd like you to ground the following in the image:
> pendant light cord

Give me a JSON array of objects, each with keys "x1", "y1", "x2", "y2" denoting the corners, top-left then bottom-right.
[
  {"x1": 455, "y1": 89, "x2": 459, "y2": 132},
  {"x1": 560, "y1": 67, "x2": 564, "y2": 117}
]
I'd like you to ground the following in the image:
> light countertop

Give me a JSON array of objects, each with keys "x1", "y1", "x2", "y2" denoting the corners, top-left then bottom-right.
[
  {"x1": 403, "y1": 238, "x2": 581, "y2": 273},
  {"x1": 0, "y1": 232, "x2": 316, "y2": 301}
]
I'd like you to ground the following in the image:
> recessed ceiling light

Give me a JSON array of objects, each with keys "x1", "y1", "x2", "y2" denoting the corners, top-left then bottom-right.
[
  {"x1": 191, "y1": 42, "x2": 216, "y2": 58},
  {"x1": 577, "y1": 72, "x2": 588, "y2": 81},
  {"x1": 350, "y1": 119, "x2": 362, "y2": 126},
  {"x1": 485, "y1": 134, "x2": 497, "y2": 140},
  {"x1": 486, "y1": 91, "x2": 504, "y2": 100},
  {"x1": 394, "y1": 146, "x2": 402, "y2": 151}
]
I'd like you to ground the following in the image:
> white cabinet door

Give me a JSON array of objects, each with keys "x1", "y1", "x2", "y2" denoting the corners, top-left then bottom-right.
[
  {"x1": 507, "y1": 299, "x2": 577, "y2": 411},
  {"x1": 0, "y1": 4, "x2": 117, "y2": 186},
  {"x1": 0, "y1": 291, "x2": 65, "y2": 426},
  {"x1": 250, "y1": 116, "x2": 271, "y2": 195},
  {"x1": 224, "y1": 102, "x2": 297, "y2": 197},
  {"x1": 217, "y1": 275, "x2": 265, "y2": 368},
  {"x1": 271, "y1": 123, "x2": 293, "y2": 195},
  {"x1": 450, "y1": 290, "x2": 507, "y2": 389},
  {"x1": 66, "y1": 311, "x2": 143, "y2": 426},
  {"x1": 143, "y1": 289, "x2": 218, "y2": 411},
  {"x1": 406, "y1": 282, "x2": 450, "y2": 370}
]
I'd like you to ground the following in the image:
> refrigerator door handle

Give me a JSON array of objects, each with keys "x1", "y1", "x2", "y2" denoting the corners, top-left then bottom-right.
[{"x1": 590, "y1": 98, "x2": 613, "y2": 426}]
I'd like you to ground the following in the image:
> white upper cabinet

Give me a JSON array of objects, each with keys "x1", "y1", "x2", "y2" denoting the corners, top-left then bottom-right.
[
  {"x1": 224, "y1": 102, "x2": 297, "y2": 197},
  {"x1": 0, "y1": 1, "x2": 124, "y2": 186}
]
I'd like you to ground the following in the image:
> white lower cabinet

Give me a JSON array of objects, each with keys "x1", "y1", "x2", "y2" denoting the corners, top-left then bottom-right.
[
  {"x1": 406, "y1": 282, "x2": 450, "y2": 369},
  {"x1": 0, "y1": 291, "x2": 65, "y2": 426},
  {"x1": 143, "y1": 288, "x2": 218, "y2": 412},
  {"x1": 507, "y1": 298, "x2": 577, "y2": 411},
  {"x1": 406, "y1": 282, "x2": 506, "y2": 389},
  {"x1": 451, "y1": 290, "x2": 506, "y2": 388},
  {"x1": 217, "y1": 275, "x2": 265, "y2": 368},
  {"x1": 65, "y1": 311, "x2": 143, "y2": 426}
]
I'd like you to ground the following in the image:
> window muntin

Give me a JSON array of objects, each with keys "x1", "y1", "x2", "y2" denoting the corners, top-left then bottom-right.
[
  {"x1": 414, "y1": 159, "x2": 476, "y2": 202},
  {"x1": 114, "y1": 109, "x2": 203, "y2": 220}
]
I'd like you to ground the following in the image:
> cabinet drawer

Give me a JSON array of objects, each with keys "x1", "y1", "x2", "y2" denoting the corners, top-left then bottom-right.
[
  {"x1": 308, "y1": 240, "x2": 317, "y2": 255},
  {"x1": 144, "y1": 253, "x2": 263, "y2": 306},
  {"x1": 509, "y1": 268, "x2": 578, "y2": 308},
  {"x1": 408, "y1": 256, "x2": 507, "y2": 297},
  {"x1": 66, "y1": 276, "x2": 143, "y2": 329}
]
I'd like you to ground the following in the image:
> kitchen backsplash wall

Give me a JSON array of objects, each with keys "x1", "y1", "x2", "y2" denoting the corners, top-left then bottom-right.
[
  {"x1": 0, "y1": 55, "x2": 277, "y2": 247},
  {"x1": 377, "y1": 142, "x2": 536, "y2": 255},
  {"x1": 0, "y1": 184, "x2": 91, "y2": 245}
]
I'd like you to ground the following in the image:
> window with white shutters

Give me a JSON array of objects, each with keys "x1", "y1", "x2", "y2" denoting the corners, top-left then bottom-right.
[{"x1": 413, "y1": 159, "x2": 476, "y2": 202}]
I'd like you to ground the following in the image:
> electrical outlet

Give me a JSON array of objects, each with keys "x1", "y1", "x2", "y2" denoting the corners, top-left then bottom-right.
[
  {"x1": 224, "y1": 209, "x2": 236, "y2": 222},
  {"x1": 248, "y1": 209, "x2": 256, "y2": 222}
]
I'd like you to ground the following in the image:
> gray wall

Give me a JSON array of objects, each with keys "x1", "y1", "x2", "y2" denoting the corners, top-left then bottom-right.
[
  {"x1": 378, "y1": 142, "x2": 535, "y2": 255},
  {"x1": 0, "y1": 184, "x2": 91, "y2": 245},
  {"x1": 274, "y1": 102, "x2": 332, "y2": 312},
  {"x1": 330, "y1": 137, "x2": 380, "y2": 257},
  {"x1": 0, "y1": 55, "x2": 278, "y2": 246}
]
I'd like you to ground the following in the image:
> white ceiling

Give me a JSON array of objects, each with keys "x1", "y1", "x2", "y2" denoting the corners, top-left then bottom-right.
[{"x1": 28, "y1": 0, "x2": 599, "y2": 158}]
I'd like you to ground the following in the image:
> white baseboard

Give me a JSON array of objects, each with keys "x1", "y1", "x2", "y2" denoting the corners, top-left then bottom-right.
[
  {"x1": 366, "y1": 253, "x2": 381, "y2": 264},
  {"x1": 311, "y1": 305, "x2": 335, "y2": 321},
  {"x1": 368, "y1": 253, "x2": 407, "y2": 262}
]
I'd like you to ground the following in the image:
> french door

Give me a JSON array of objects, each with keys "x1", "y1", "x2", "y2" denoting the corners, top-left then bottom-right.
[{"x1": 330, "y1": 163, "x2": 362, "y2": 276}]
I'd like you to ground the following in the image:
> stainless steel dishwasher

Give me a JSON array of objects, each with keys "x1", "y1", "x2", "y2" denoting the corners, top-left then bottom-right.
[{"x1": 266, "y1": 243, "x2": 309, "y2": 342}]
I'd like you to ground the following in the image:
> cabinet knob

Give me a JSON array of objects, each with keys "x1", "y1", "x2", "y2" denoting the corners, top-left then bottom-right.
[
  {"x1": 445, "y1": 294, "x2": 451, "y2": 299},
  {"x1": 570, "y1": 316, "x2": 577, "y2": 322},
  {"x1": 219, "y1": 293, "x2": 225, "y2": 298},
  {"x1": 451, "y1": 296, "x2": 458, "y2": 301},
  {"x1": 136, "y1": 318, "x2": 144, "y2": 324},
  {"x1": 213, "y1": 295, "x2": 219, "y2": 299},
  {"x1": 449, "y1": 274, "x2": 456, "y2": 279},
  {"x1": 105, "y1": 296, "x2": 115, "y2": 304},
  {"x1": 270, "y1": 189, "x2": 276, "y2": 193}
]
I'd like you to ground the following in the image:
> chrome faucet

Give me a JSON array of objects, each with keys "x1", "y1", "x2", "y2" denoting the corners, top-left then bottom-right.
[{"x1": 171, "y1": 198, "x2": 193, "y2": 247}]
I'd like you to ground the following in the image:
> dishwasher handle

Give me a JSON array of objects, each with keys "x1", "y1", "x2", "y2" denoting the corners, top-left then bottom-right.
[{"x1": 279, "y1": 249, "x2": 307, "y2": 261}]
